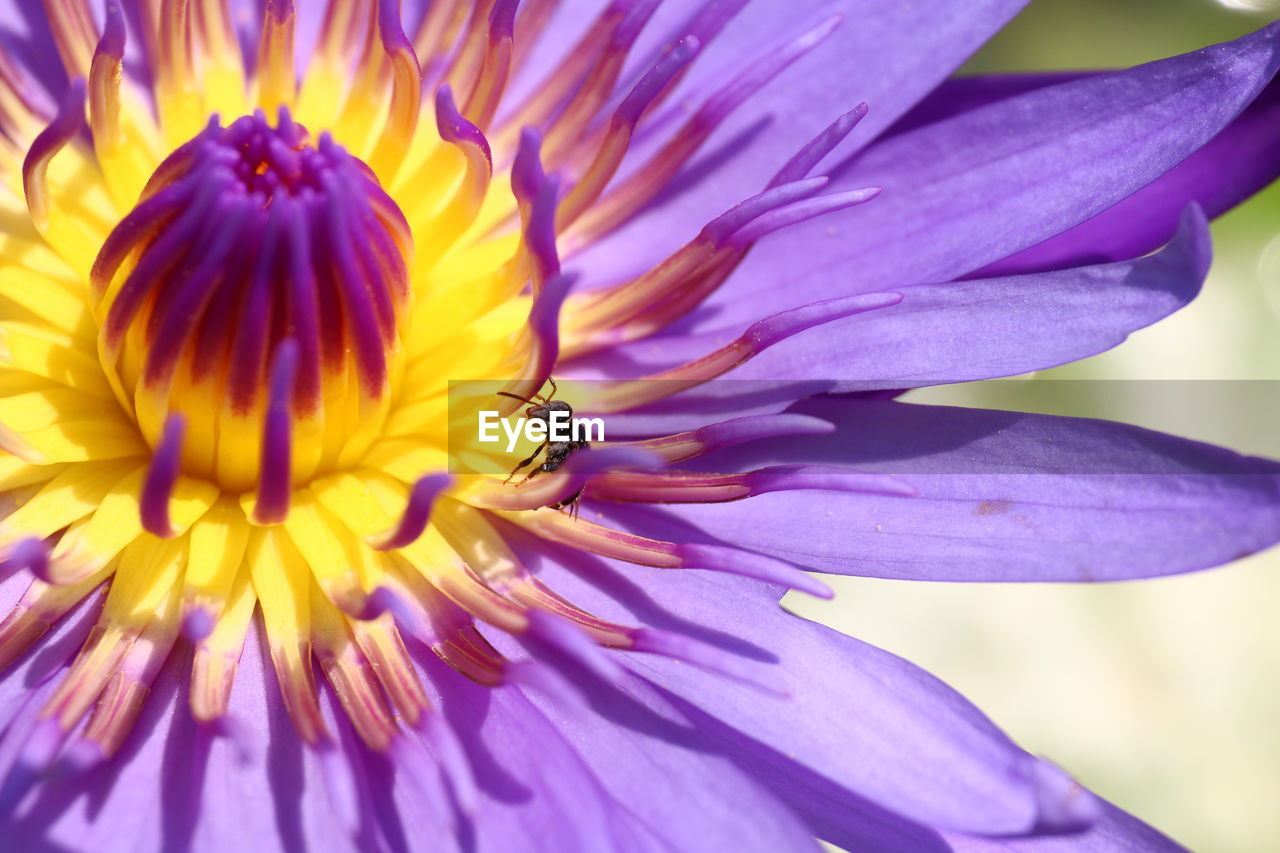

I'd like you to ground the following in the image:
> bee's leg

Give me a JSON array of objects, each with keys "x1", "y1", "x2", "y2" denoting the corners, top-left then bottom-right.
[
  {"x1": 504, "y1": 440, "x2": 548, "y2": 484},
  {"x1": 517, "y1": 459, "x2": 555, "y2": 486}
]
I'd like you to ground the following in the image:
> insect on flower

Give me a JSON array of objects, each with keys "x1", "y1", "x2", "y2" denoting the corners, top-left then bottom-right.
[
  {"x1": 0, "y1": 1, "x2": 1276, "y2": 851},
  {"x1": 497, "y1": 378, "x2": 592, "y2": 515}
]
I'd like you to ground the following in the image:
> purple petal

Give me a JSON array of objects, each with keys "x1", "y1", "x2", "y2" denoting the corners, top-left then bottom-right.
[
  {"x1": 0, "y1": 625, "x2": 331, "y2": 851},
  {"x1": 657, "y1": 396, "x2": 1280, "y2": 582},
  {"x1": 884, "y1": 72, "x2": 1093, "y2": 138},
  {"x1": 570, "y1": 0, "x2": 1029, "y2": 283},
  {"x1": 474, "y1": 636, "x2": 821, "y2": 851},
  {"x1": 727, "y1": 204, "x2": 1211, "y2": 383},
  {"x1": 0, "y1": 587, "x2": 100, "y2": 776},
  {"x1": 687, "y1": 22, "x2": 1280, "y2": 330},
  {"x1": 942, "y1": 798, "x2": 1188, "y2": 852},
  {"x1": 520, "y1": 542, "x2": 1090, "y2": 837},
  {"x1": 413, "y1": 647, "x2": 813, "y2": 851},
  {"x1": 976, "y1": 77, "x2": 1280, "y2": 277}
]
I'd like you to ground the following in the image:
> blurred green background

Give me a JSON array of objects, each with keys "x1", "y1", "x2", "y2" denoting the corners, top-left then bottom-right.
[{"x1": 787, "y1": 2, "x2": 1280, "y2": 851}]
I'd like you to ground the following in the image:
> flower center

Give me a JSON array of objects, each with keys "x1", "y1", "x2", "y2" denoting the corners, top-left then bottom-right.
[{"x1": 90, "y1": 110, "x2": 414, "y2": 497}]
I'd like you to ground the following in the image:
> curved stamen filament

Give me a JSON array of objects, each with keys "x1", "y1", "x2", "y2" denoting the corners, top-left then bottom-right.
[
  {"x1": 414, "y1": 0, "x2": 468, "y2": 65},
  {"x1": 249, "y1": 526, "x2": 329, "y2": 745},
  {"x1": 556, "y1": 36, "x2": 700, "y2": 230},
  {"x1": 539, "y1": 0, "x2": 661, "y2": 168},
  {"x1": 769, "y1": 104, "x2": 869, "y2": 189},
  {"x1": 408, "y1": 87, "x2": 493, "y2": 265},
  {"x1": 189, "y1": 565, "x2": 255, "y2": 723},
  {"x1": 520, "y1": 511, "x2": 832, "y2": 598},
  {"x1": 462, "y1": 0, "x2": 517, "y2": 129},
  {"x1": 369, "y1": 473, "x2": 454, "y2": 550},
  {"x1": 22, "y1": 79, "x2": 86, "y2": 239},
  {"x1": 589, "y1": 292, "x2": 903, "y2": 412},
  {"x1": 568, "y1": 16, "x2": 842, "y2": 243},
  {"x1": 609, "y1": 413, "x2": 836, "y2": 463},
  {"x1": 310, "y1": 587, "x2": 400, "y2": 751},
  {"x1": 564, "y1": 177, "x2": 829, "y2": 338},
  {"x1": 88, "y1": 4, "x2": 124, "y2": 158},
  {"x1": 499, "y1": 271, "x2": 572, "y2": 412},
  {"x1": 494, "y1": 0, "x2": 633, "y2": 147},
  {"x1": 42, "y1": 0, "x2": 98, "y2": 78},
  {"x1": 446, "y1": 0, "x2": 500, "y2": 100},
  {"x1": 587, "y1": 465, "x2": 916, "y2": 503},
  {"x1": 0, "y1": 582, "x2": 105, "y2": 672},
  {"x1": 369, "y1": 0, "x2": 423, "y2": 182}
]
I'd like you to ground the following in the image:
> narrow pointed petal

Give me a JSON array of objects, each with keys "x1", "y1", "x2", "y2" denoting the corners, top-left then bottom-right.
[
  {"x1": 684, "y1": 22, "x2": 1280, "y2": 330},
  {"x1": 729, "y1": 204, "x2": 1211, "y2": 384},
  {"x1": 666, "y1": 396, "x2": 1280, "y2": 582},
  {"x1": 977, "y1": 77, "x2": 1280, "y2": 277}
]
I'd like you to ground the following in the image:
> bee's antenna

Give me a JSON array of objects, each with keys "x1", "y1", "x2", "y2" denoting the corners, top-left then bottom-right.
[{"x1": 497, "y1": 390, "x2": 542, "y2": 405}]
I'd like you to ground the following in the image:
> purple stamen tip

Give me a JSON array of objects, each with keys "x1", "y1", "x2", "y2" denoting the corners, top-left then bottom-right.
[
  {"x1": 96, "y1": 2, "x2": 126, "y2": 60},
  {"x1": 435, "y1": 85, "x2": 492, "y2": 165},
  {"x1": 616, "y1": 36, "x2": 700, "y2": 128},
  {"x1": 527, "y1": 273, "x2": 575, "y2": 366},
  {"x1": 336, "y1": 584, "x2": 406, "y2": 621},
  {"x1": 566, "y1": 447, "x2": 663, "y2": 475},
  {"x1": 694, "y1": 414, "x2": 836, "y2": 449},
  {"x1": 254, "y1": 339, "x2": 299, "y2": 525},
  {"x1": 697, "y1": 16, "x2": 841, "y2": 129},
  {"x1": 0, "y1": 537, "x2": 48, "y2": 580},
  {"x1": 525, "y1": 173, "x2": 563, "y2": 280},
  {"x1": 744, "y1": 292, "x2": 903, "y2": 352},
  {"x1": 265, "y1": 0, "x2": 295, "y2": 24},
  {"x1": 23, "y1": 77, "x2": 87, "y2": 217},
  {"x1": 378, "y1": 0, "x2": 412, "y2": 50},
  {"x1": 703, "y1": 178, "x2": 828, "y2": 247},
  {"x1": 182, "y1": 606, "x2": 216, "y2": 642},
  {"x1": 512, "y1": 127, "x2": 546, "y2": 205},
  {"x1": 744, "y1": 465, "x2": 917, "y2": 498},
  {"x1": 726, "y1": 187, "x2": 883, "y2": 249},
  {"x1": 361, "y1": 586, "x2": 416, "y2": 622},
  {"x1": 140, "y1": 414, "x2": 186, "y2": 538},
  {"x1": 613, "y1": 0, "x2": 662, "y2": 47},
  {"x1": 490, "y1": 0, "x2": 520, "y2": 40},
  {"x1": 769, "y1": 102, "x2": 870, "y2": 188},
  {"x1": 372, "y1": 473, "x2": 454, "y2": 550}
]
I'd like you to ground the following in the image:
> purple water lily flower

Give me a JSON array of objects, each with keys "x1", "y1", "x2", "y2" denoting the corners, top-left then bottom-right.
[{"x1": 0, "y1": 0, "x2": 1277, "y2": 850}]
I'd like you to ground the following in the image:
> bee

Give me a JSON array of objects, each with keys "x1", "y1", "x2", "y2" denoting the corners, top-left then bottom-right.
[{"x1": 497, "y1": 378, "x2": 590, "y2": 515}]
